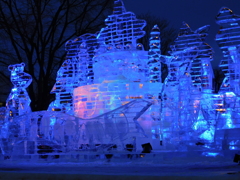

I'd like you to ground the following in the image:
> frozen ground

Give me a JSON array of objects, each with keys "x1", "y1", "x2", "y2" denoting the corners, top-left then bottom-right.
[{"x1": 0, "y1": 150, "x2": 240, "y2": 179}]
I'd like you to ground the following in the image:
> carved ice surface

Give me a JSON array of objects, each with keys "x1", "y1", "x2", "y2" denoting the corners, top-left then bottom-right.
[
  {"x1": 5, "y1": 63, "x2": 32, "y2": 120},
  {"x1": 49, "y1": 33, "x2": 98, "y2": 115},
  {"x1": 161, "y1": 22, "x2": 216, "y2": 150},
  {"x1": 1, "y1": 63, "x2": 32, "y2": 156},
  {"x1": 0, "y1": 100, "x2": 151, "y2": 156},
  {"x1": 214, "y1": 7, "x2": 240, "y2": 150},
  {"x1": 1, "y1": 1, "x2": 240, "y2": 161}
]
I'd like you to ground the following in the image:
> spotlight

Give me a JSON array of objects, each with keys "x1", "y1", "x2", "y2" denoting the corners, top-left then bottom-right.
[
  {"x1": 141, "y1": 143, "x2": 152, "y2": 153},
  {"x1": 233, "y1": 154, "x2": 240, "y2": 163}
]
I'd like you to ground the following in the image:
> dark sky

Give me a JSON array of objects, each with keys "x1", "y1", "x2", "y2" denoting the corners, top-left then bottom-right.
[{"x1": 123, "y1": 0, "x2": 240, "y2": 69}]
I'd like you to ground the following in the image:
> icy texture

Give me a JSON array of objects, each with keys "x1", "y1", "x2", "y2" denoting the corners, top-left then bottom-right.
[
  {"x1": 2, "y1": 2, "x2": 240, "y2": 160},
  {"x1": 49, "y1": 34, "x2": 98, "y2": 114},
  {"x1": 94, "y1": 0, "x2": 147, "y2": 83},
  {"x1": 0, "y1": 100, "x2": 150, "y2": 156},
  {"x1": 148, "y1": 25, "x2": 161, "y2": 83},
  {"x1": 216, "y1": 7, "x2": 240, "y2": 93},
  {"x1": 97, "y1": 0, "x2": 146, "y2": 51},
  {"x1": 161, "y1": 22, "x2": 215, "y2": 149},
  {"x1": 71, "y1": 0, "x2": 162, "y2": 150},
  {"x1": 5, "y1": 63, "x2": 32, "y2": 121},
  {"x1": 1, "y1": 63, "x2": 32, "y2": 156},
  {"x1": 214, "y1": 7, "x2": 240, "y2": 150}
]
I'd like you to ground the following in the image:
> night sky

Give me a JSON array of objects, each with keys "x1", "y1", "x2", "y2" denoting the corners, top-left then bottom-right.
[{"x1": 123, "y1": 0, "x2": 240, "y2": 69}]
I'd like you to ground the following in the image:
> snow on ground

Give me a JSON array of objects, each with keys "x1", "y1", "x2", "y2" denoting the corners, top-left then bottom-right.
[{"x1": 0, "y1": 150, "x2": 240, "y2": 179}]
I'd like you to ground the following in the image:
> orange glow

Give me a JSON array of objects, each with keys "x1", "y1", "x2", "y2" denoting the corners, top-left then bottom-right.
[
  {"x1": 130, "y1": 96, "x2": 142, "y2": 99},
  {"x1": 216, "y1": 109, "x2": 226, "y2": 112}
]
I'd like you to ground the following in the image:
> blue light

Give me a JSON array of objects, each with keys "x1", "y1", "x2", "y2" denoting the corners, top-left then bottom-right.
[
  {"x1": 202, "y1": 152, "x2": 220, "y2": 157},
  {"x1": 2, "y1": 2, "x2": 240, "y2": 160}
]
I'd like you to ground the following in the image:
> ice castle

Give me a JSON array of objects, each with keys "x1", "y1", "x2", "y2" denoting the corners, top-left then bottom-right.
[{"x1": 1, "y1": 1, "x2": 240, "y2": 160}]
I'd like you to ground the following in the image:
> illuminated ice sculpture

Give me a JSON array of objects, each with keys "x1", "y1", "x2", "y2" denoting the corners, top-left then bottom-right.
[
  {"x1": 72, "y1": 0, "x2": 162, "y2": 149},
  {"x1": 214, "y1": 7, "x2": 240, "y2": 150},
  {"x1": 5, "y1": 63, "x2": 32, "y2": 120},
  {"x1": 161, "y1": 22, "x2": 215, "y2": 150},
  {"x1": 49, "y1": 33, "x2": 98, "y2": 115},
  {"x1": 2, "y1": 1, "x2": 240, "y2": 160},
  {"x1": 1, "y1": 63, "x2": 32, "y2": 156}
]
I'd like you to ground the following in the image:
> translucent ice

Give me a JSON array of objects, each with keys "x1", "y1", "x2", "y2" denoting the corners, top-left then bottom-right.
[
  {"x1": 1, "y1": 63, "x2": 32, "y2": 156},
  {"x1": 5, "y1": 63, "x2": 32, "y2": 120},
  {"x1": 1, "y1": 100, "x2": 151, "y2": 156},
  {"x1": 3, "y1": 1, "x2": 240, "y2": 161}
]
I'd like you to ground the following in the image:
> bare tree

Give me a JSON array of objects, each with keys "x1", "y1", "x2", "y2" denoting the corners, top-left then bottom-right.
[{"x1": 0, "y1": 0, "x2": 112, "y2": 110}]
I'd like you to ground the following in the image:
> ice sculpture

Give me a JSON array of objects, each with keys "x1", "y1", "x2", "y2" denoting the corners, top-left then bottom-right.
[
  {"x1": 49, "y1": 33, "x2": 98, "y2": 114},
  {"x1": 1, "y1": 100, "x2": 150, "y2": 157},
  {"x1": 214, "y1": 7, "x2": 240, "y2": 150},
  {"x1": 148, "y1": 25, "x2": 162, "y2": 83},
  {"x1": 71, "y1": 0, "x2": 162, "y2": 149},
  {"x1": 3, "y1": 0, "x2": 240, "y2": 162},
  {"x1": 94, "y1": 0, "x2": 147, "y2": 83},
  {"x1": 161, "y1": 22, "x2": 215, "y2": 150},
  {"x1": 216, "y1": 7, "x2": 240, "y2": 94},
  {"x1": 46, "y1": 0, "x2": 161, "y2": 149},
  {"x1": 5, "y1": 63, "x2": 32, "y2": 120},
  {"x1": 1, "y1": 63, "x2": 32, "y2": 156}
]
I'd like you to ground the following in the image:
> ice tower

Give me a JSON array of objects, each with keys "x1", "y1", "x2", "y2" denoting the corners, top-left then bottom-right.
[
  {"x1": 216, "y1": 7, "x2": 240, "y2": 93},
  {"x1": 148, "y1": 25, "x2": 162, "y2": 83},
  {"x1": 214, "y1": 7, "x2": 240, "y2": 150}
]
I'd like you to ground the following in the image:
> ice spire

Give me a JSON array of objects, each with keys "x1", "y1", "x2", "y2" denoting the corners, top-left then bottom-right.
[
  {"x1": 215, "y1": 7, "x2": 240, "y2": 93},
  {"x1": 148, "y1": 25, "x2": 161, "y2": 82},
  {"x1": 96, "y1": 0, "x2": 146, "y2": 51},
  {"x1": 113, "y1": 0, "x2": 126, "y2": 14}
]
